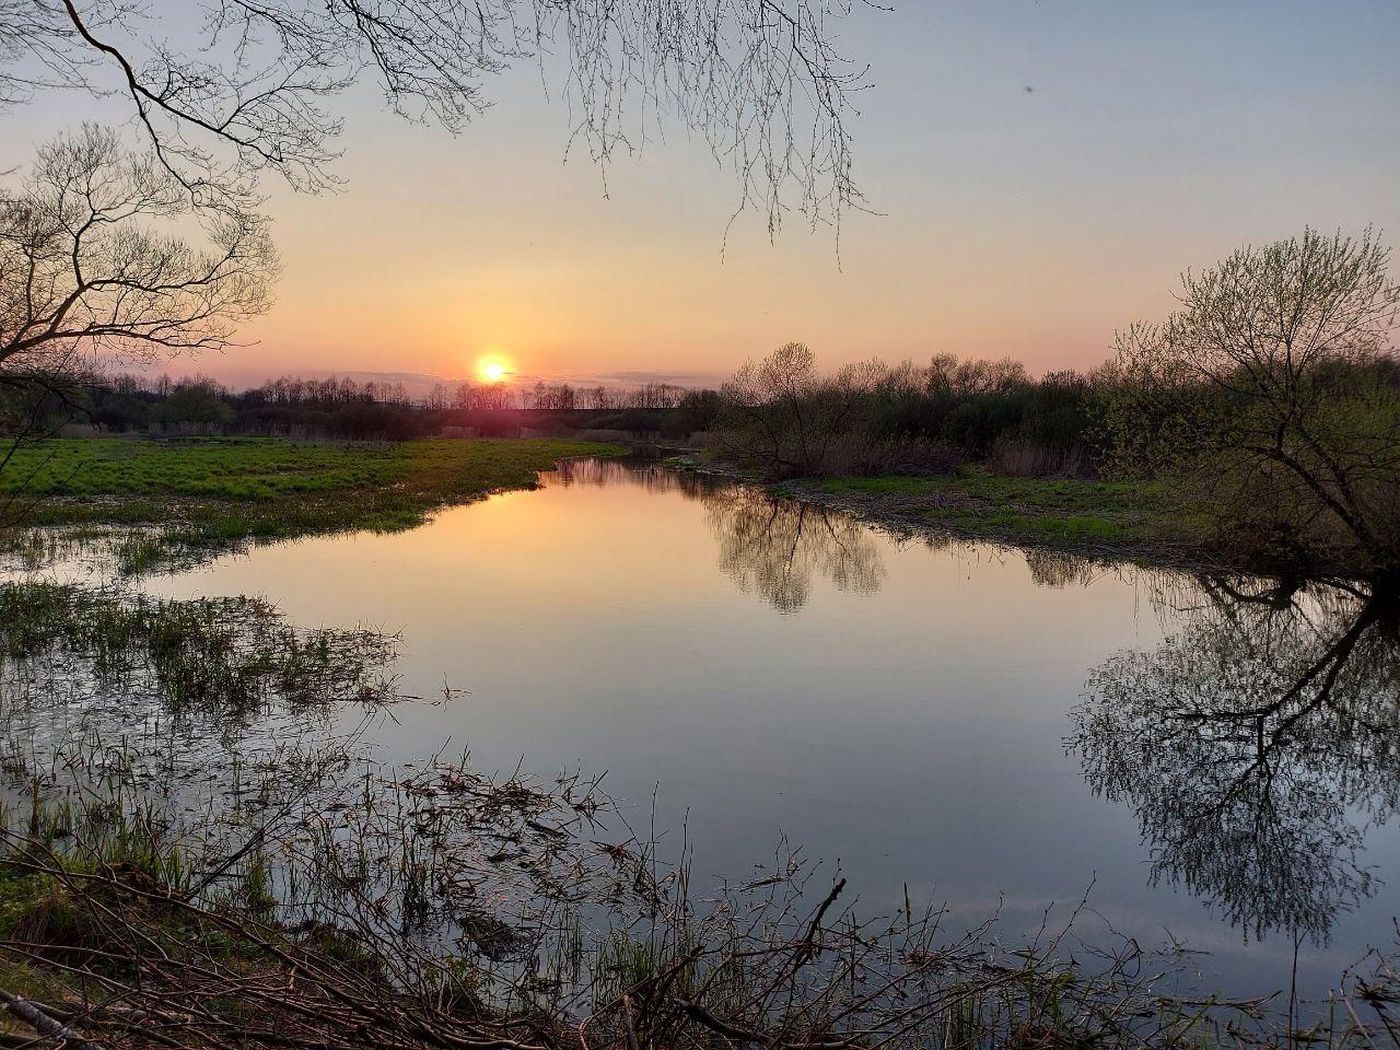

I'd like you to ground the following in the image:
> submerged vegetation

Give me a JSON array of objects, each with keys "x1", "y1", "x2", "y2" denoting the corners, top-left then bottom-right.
[
  {"x1": 0, "y1": 436, "x2": 622, "y2": 571},
  {"x1": 0, "y1": 581, "x2": 403, "y2": 720},
  {"x1": 6, "y1": 747, "x2": 1338, "y2": 1050}
]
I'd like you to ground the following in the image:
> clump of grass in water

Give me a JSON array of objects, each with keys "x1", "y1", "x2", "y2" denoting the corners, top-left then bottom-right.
[{"x1": 0, "y1": 580, "x2": 403, "y2": 720}]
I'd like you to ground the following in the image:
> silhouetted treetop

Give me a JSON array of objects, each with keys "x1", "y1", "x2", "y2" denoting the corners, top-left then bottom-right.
[{"x1": 1, "y1": 0, "x2": 872, "y2": 229}]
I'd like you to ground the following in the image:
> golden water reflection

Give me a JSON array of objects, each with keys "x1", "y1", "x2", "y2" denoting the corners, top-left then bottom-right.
[{"x1": 546, "y1": 457, "x2": 1109, "y2": 612}]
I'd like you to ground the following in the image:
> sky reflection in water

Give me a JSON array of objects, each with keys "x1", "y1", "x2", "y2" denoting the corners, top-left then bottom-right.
[{"x1": 141, "y1": 458, "x2": 1400, "y2": 1000}]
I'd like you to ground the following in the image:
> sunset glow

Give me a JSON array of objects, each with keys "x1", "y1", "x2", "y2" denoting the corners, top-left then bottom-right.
[
  {"x1": 11, "y1": 5, "x2": 1399, "y2": 392},
  {"x1": 476, "y1": 356, "x2": 511, "y2": 384}
]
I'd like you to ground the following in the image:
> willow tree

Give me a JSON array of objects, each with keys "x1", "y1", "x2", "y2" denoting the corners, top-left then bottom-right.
[{"x1": 1103, "y1": 228, "x2": 1400, "y2": 576}]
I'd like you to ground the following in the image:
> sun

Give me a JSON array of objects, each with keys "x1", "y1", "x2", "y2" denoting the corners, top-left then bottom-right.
[{"x1": 476, "y1": 355, "x2": 511, "y2": 384}]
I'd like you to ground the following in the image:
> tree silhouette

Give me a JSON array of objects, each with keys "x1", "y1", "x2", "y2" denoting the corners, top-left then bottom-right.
[
  {"x1": 1, "y1": 125, "x2": 274, "y2": 376},
  {"x1": 1, "y1": 1, "x2": 869, "y2": 228}
]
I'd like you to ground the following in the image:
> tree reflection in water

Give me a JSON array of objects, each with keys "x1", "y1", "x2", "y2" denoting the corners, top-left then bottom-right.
[
  {"x1": 1069, "y1": 574, "x2": 1400, "y2": 945},
  {"x1": 547, "y1": 458, "x2": 887, "y2": 612},
  {"x1": 700, "y1": 487, "x2": 886, "y2": 613},
  {"x1": 1023, "y1": 548, "x2": 1111, "y2": 589},
  {"x1": 549, "y1": 456, "x2": 714, "y2": 498}
]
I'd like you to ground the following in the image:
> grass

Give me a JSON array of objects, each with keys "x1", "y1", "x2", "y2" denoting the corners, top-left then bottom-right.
[
  {"x1": 0, "y1": 436, "x2": 623, "y2": 571},
  {"x1": 0, "y1": 580, "x2": 403, "y2": 717},
  {"x1": 802, "y1": 467, "x2": 1174, "y2": 553},
  {"x1": 2, "y1": 781, "x2": 1393, "y2": 1050}
]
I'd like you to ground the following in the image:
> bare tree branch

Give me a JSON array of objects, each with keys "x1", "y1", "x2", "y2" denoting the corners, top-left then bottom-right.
[
  {"x1": 1, "y1": 0, "x2": 874, "y2": 230},
  {"x1": 0, "y1": 123, "x2": 277, "y2": 381}
]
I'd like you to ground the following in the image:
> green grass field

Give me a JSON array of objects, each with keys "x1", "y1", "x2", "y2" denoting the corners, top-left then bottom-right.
[
  {"x1": 803, "y1": 468, "x2": 1172, "y2": 551},
  {"x1": 1, "y1": 436, "x2": 623, "y2": 571}
]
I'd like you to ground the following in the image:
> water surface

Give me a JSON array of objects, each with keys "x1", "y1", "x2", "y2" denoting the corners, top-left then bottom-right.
[{"x1": 138, "y1": 459, "x2": 1400, "y2": 1000}]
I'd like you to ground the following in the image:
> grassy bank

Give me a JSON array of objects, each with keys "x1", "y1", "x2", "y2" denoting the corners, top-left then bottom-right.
[
  {"x1": 772, "y1": 468, "x2": 1198, "y2": 562},
  {"x1": 1, "y1": 436, "x2": 623, "y2": 570}
]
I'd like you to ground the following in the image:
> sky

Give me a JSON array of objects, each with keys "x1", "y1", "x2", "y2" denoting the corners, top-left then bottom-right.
[{"x1": 10, "y1": 1, "x2": 1400, "y2": 389}]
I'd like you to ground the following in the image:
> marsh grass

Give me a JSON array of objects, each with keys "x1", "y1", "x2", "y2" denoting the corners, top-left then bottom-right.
[
  {"x1": 5, "y1": 757, "x2": 1397, "y2": 1050},
  {"x1": 0, "y1": 580, "x2": 403, "y2": 720},
  {"x1": 0, "y1": 436, "x2": 624, "y2": 572}
]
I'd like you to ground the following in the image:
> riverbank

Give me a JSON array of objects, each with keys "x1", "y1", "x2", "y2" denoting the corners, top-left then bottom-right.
[
  {"x1": 780, "y1": 469, "x2": 1195, "y2": 560},
  {"x1": 0, "y1": 434, "x2": 1341, "y2": 578},
  {"x1": 665, "y1": 453, "x2": 1221, "y2": 570},
  {"x1": 0, "y1": 436, "x2": 624, "y2": 572},
  {"x1": 0, "y1": 455, "x2": 1393, "y2": 1046}
]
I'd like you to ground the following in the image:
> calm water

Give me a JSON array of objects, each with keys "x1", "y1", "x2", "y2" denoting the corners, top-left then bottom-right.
[{"x1": 134, "y1": 458, "x2": 1400, "y2": 1000}]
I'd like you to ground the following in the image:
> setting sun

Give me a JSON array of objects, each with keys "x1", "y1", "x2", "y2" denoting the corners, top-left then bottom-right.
[{"x1": 476, "y1": 355, "x2": 511, "y2": 384}]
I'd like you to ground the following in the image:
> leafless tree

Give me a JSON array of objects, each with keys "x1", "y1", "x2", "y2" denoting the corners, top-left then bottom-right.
[
  {"x1": 0, "y1": 122, "x2": 273, "y2": 515},
  {"x1": 1, "y1": 0, "x2": 872, "y2": 232},
  {"x1": 422, "y1": 381, "x2": 451, "y2": 410},
  {"x1": 926, "y1": 352, "x2": 1028, "y2": 396},
  {"x1": 0, "y1": 123, "x2": 276, "y2": 385},
  {"x1": 583, "y1": 384, "x2": 614, "y2": 410},
  {"x1": 470, "y1": 380, "x2": 515, "y2": 410}
]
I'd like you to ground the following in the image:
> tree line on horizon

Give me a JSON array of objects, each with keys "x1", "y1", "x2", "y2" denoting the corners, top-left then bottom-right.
[
  {"x1": 10, "y1": 348, "x2": 1121, "y2": 459},
  {"x1": 51, "y1": 371, "x2": 723, "y2": 441},
  {"x1": 713, "y1": 228, "x2": 1400, "y2": 578}
]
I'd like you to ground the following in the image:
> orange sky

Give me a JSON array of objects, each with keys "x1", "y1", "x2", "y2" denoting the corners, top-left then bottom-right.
[{"x1": 31, "y1": 2, "x2": 1398, "y2": 390}]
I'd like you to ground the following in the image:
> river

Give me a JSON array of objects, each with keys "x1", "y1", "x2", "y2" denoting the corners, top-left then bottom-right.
[{"x1": 115, "y1": 457, "x2": 1400, "y2": 1002}]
